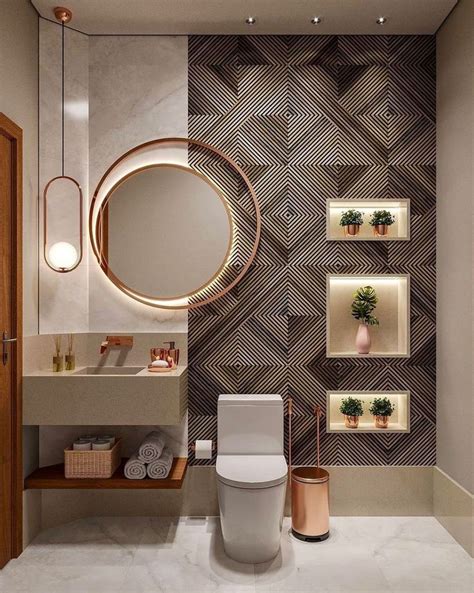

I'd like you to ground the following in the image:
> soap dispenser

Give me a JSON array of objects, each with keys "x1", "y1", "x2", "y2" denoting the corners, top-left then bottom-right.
[{"x1": 163, "y1": 341, "x2": 180, "y2": 367}]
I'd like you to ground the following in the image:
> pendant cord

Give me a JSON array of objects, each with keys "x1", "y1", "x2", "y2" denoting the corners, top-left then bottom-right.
[{"x1": 61, "y1": 21, "x2": 65, "y2": 177}]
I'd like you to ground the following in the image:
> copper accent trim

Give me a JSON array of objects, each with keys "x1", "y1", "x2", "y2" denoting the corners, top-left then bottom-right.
[
  {"x1": 100, "y1": 335, "x2": 133, "y2": 354},
  {"x1": 292, "y1": 467, "x2": 329, "y2": 484},
  {"x1": 374, "y1": 223, "x2": 389, "y2": 236},
  {"x1": 314, "y1": 405, "x2": 321, "y2": 467},
  {"x1": 104, "y1": 335, "x2": 133, "y2": 348},
  {"x1": 344, "y1": 415, "x2": 360, "y2": 429},
  {"x1": 95, "y1": 163, "x2": 234, "y2": 303},
  {"x1": 54, "y1": 6, "x2": 72, "y2": 23},
  {"x1": 374, "y1": 415, "x2": 390, "y2": 429},
  {"x1": 89, "y1": 137, "x2": 261, "y2": 310},
  {"x1": 291, "y1": 470, "x2": 330, "y2": 537},
  {"x1": 344, "y1": 223, "x2": 360, "y2": 237},
  {"x1": 43, "y1": 176, "x2": 83, "y2": 273},
  {"x1": 288, "y1": 397, "x2": 293, "y2": 474}
]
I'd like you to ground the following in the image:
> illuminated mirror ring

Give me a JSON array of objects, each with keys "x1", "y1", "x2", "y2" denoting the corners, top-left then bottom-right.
[{"x1": 89, "y1": 138, "x2": 261, "y2": 309}]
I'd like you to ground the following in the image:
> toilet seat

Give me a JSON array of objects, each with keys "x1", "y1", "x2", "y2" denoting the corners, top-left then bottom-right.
[{"x1": 216, "y1": 454, "x2": 287, "y2": 489}]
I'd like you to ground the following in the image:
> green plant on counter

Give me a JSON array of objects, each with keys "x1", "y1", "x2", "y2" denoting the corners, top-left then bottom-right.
[
  {"x1": 339, "y1": 209, "x2": 363, "y2": 226},
  {"x1": 369, "y1": 210, "x2": 395, "y2": 226},
  {"x1": 339, "y1": 397, "x2": 364, "y2": 417},
  {"x1": 351, "y1": 286, "x2": 379, "y2": 326},
  {"x1": 369, "y1": 397, "x2": 395, "y2": 417}
]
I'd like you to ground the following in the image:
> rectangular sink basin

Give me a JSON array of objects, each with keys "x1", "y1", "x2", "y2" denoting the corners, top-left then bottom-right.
[
  {"x1": 23, "y1": 366, "x2": 187, "y2": 425},
  {"x1": 72, "y1": 366, "x2": 144, "y2": 376}
]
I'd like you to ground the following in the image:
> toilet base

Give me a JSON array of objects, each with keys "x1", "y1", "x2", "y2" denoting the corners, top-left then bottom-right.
[{"x1": 291, "y1": 529, "x2": 330, "y2": 542}]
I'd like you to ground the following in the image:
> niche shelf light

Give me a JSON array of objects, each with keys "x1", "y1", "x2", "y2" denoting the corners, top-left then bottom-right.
[
  {"x1": 326, "y1": 391, "x2": 410, "y2": 433},
  {"x1": 327, "y1": 200, "x2": 410, "y2": 241},
  {"x1": 327, "y1": 274, "x2": 410, "y2": 358}
]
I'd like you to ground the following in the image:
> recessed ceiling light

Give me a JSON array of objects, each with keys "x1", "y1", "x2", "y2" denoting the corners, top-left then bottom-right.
[
  {"x1": 245, "y1": 16, "x2": 256, "y2": 25},
  {"x1": 311, "y1": 16, "x2": 322, "y2": 25},
  {"x1": 376, "y1": 16, "x2": 387, "y2": 25}
]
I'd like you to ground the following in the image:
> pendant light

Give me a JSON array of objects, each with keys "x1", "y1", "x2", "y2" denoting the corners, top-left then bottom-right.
[{"x1": 43, "y1": 6, "x2": 83, "y2": 273}]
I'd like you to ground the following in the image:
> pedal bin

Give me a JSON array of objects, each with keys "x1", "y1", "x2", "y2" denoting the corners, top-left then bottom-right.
[{"x1": 291, "y1": 466, "x2": 329, "y2": 542}]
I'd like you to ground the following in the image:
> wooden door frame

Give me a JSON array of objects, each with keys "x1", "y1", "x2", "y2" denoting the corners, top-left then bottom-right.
[{"x1": 0, "y1": 113, "x2": 23, "y2": 559}]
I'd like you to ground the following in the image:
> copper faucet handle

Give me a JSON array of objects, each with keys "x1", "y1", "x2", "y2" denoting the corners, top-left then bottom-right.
[
  {"x1": 314, "y1": 405, "x2": 322, "y2": 417},
  {"x1": 106, "y1": 335, "x2": 133, "y2": 347}
]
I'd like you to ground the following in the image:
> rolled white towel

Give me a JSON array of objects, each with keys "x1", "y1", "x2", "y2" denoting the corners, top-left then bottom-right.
[
  {"x1": 138, "y1": 431, "x2": 166, "y2": 463},
  {"x1": 147, "y1": 447, "x2": 173, "y2": 479},
  {"x1": 124, "y1": 454, "x2": 147, "y2": 480}
]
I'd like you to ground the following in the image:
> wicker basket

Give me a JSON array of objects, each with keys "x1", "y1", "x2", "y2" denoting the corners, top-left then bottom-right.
[{"x1": 64, "y1": 439, "x2": 121, "y2": 479}]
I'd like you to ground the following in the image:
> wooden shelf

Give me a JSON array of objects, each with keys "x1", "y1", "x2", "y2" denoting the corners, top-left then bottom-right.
[
  {"x1": 328, "y1": 422, "x2": 408, "y2": 434},
  {"x1": 24, "y1": 457, "x2": 188, "y2": 490}
]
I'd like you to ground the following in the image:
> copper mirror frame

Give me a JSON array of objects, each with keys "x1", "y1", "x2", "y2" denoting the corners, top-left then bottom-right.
[{"x1": 89, "y1": 137, "x2": 261, "y2": 309}]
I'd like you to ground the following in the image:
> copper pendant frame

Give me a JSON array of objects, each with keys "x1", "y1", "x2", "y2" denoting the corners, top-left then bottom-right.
[
  {"x1": 43, "y1": 7, "x2": 83, "y2": 273},
  {"x1": 43, "y1": 176, "x2": 84, "y2": 273},
  {"x1": 89, "y1": 137, "x2": 261, "y2": 310}
]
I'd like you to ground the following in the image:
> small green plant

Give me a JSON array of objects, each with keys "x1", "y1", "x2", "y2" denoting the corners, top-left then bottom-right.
[
  {"x1": 339, "y1": 397, "x2": 364, "y2": 417},
  {"x1": 339, "y1": 209, "x2": 363, "y2": 227},
  {"x1": 369, "y1": 397, "x2": 395, "y2": 417},
  {"x1": 369, "y1": 210, "x2": 395, "y2": 226},
  {"x1": 351, "y1": 286, "x2": 379, "y2": 326}
]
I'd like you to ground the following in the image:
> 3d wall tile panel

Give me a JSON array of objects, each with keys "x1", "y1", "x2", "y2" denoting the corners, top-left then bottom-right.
[{"x1": 188, "y1": 35, "x2": 436, "y2": 466}]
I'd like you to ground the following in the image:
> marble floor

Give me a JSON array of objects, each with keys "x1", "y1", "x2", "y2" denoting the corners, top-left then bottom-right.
[{"x1": 0, "y1": 516, "x2": 472, "y2": 593}]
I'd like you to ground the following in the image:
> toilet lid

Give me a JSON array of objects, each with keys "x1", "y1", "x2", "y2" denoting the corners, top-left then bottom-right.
[{"x1": 216, "y1": 455, "x2": 288, "y2": 489}]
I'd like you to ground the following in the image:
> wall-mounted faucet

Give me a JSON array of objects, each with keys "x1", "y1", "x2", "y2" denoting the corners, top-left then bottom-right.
[{"x1": 100, "y1": 335, "x2": 134, "y2": 354}]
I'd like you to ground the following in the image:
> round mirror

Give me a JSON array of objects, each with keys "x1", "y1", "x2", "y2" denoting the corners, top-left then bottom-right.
[
  {"x1": 90, "y1": 137, "x2": 260, "y2": 309},
  {"x1": 96, "y1": 164, "x2": 233, "y2": 300}
]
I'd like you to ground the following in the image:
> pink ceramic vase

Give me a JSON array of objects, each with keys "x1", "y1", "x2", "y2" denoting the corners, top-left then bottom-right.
[{"x1": 355, "y1": 323, "x2": 371, "y2": 354}]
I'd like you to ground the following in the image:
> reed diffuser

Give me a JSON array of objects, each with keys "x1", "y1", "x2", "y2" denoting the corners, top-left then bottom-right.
[
  {"x1": 52, "y1": 335, "x2": 63, "y2": 372},
  {"x1": 65, "y1": 333, "x2": 75, "y2": 370}
]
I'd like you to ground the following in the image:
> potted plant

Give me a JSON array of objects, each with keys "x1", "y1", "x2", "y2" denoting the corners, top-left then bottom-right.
[
  {"x1": 339, "y1": 397, "x2": 364, "y2": 429},
  {"x1": 351, "y1": 286, "x2": 379, "y2": 354},
  {"x1": 339, "y1": 209, "x2": 363, "y2": 236},
  {"x1": 369, "y1": 210, "x2": 395, "y2": 236},
  {"x1": 369, "y1": 397, "x2": 395, "y2": 429}
]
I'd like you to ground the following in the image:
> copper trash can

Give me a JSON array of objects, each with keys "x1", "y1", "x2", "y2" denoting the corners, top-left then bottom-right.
[
  {"x1": 291, "y1": 466, "x2": 329, "y2": 542},
  {"x1": 288, "y1": 400, "x2": 329, "y2": 542}
]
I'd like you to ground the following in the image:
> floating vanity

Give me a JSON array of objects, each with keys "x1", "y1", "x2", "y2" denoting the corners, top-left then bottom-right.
[{"x1": 23, "y1": 365, "x2": 187, "y2": 426}]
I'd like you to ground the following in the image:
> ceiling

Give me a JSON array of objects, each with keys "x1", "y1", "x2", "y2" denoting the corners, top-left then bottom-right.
[{"x1": 31, "y1": 0, "x2": 457, "y2": 35}]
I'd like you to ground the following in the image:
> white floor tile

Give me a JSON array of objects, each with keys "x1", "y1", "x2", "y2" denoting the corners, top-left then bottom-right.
[{"x1": 0, "y1": 516, "x2": 471, "y2": 593}]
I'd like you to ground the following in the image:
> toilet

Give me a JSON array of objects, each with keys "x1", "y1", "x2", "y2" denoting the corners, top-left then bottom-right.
[{"x1": 216, "y1": 394, "x2": 288, "y2": 564}]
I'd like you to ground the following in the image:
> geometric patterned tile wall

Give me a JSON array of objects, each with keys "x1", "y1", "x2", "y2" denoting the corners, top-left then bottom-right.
[{"x1": 188, "y1": 35, "x2": 436, "y2": 466}]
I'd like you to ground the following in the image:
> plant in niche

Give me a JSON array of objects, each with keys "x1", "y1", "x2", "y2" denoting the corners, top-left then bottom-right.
[
  {"x1": 351, "y1": 286, "x2": 379, "y2": 326},
  {"x1": 351, "y1": 286, "x2": 379, "y2": 354},
  {"x1": 369, "y1": 209, "x2": 395, "y2": 236},
  {"x1": 369, "y1": 397, "x2": 395, "y2": 429},
  {"x1": 339, "y1": 209, "x2": 363, "y2": 236},
  {"x1": 339, "y1": 396, "x2": 364, "y2": 429}
]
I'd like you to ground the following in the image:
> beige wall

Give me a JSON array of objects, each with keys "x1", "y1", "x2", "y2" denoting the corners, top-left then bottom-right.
[
  {"x1": 39, "y1": 20, "x2": 89, "y2": 334},
  {"x1": 436, "y1": 0, "x2": 474, "y2": 494},
  {"x1": 88, "y1": 36, "x2": 188, "y2": 332},
  {"x1": 0, "y1": 0, "x2": 39, "y2": 336}
]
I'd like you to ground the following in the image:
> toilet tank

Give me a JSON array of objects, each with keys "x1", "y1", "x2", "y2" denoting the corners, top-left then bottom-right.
[{"x1": 218, "y1": 394, "x2": 284, "y2": 455}]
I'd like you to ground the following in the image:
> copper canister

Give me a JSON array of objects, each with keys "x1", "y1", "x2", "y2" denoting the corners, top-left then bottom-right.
[{"x1": 291, "y1": 467, "x2": 329, "y2": 542}]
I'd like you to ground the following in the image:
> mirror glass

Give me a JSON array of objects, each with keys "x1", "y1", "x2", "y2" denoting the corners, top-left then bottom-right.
[{"x1": 98, "y1": 164, "x2": 232, "y2": 299}]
